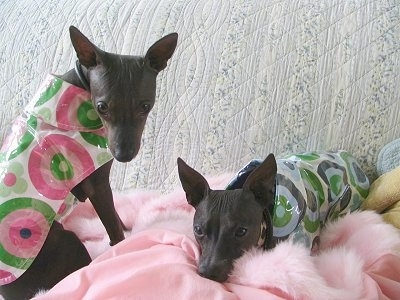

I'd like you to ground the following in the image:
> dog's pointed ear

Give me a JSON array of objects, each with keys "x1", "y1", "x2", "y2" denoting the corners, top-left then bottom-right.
[
  {"x1": 69, "y1": 26, "x2": 103, "y2": 68},
  {"x1": 243, "y1": 154, "x2": 277, "y2": 208},
  {"x1": 145, "y1": 33, "x2": 178, "y2": 72},
  {"x1": 177, "y1": 157, "x2": 210, "y2": 208}
]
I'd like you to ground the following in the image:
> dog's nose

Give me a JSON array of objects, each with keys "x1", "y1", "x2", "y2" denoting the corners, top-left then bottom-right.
[
  {"x1": 198, "y1": 266, "x2": 228, "y2": 282},
  {"x1": 113, "y1": 149, "x2": 136, "y2": 162}
]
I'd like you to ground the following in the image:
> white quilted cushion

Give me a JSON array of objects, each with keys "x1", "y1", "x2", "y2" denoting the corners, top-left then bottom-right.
[{"x1": 0, "y1": 0, "x2": 399, "y2": 192}]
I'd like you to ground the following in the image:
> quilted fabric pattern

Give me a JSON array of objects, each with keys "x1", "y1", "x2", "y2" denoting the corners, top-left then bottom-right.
[{"x1": 0, "y1": 0, "x2": 399, "y2": 193}]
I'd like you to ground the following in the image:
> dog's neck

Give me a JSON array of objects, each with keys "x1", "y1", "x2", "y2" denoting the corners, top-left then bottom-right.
[
  {"x1": 258, "y1": 209, "x2": 276, "y2": 250},
  {"x1": 257, "y1": 211, "x2": 268, "y2": 247},
  {"x1": 58, "y1": 61, "x2": 91, "y2": 92},
  {"x1": 74, "y1": 60, "x2": 90, "y2": 91}
]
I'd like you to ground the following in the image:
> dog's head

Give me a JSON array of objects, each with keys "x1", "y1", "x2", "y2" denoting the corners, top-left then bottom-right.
[
  {"x1": 69, "y1": 26, "x2": 178, "y2": 162},
  {"x1": 177, "y1": 155, "x2": 277, "y2": 282}
]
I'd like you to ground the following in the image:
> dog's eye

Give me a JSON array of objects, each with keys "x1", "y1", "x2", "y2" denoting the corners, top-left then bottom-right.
[
  {"x1": 193, "y1": 225, "x2": 204, "y2": 236},
  {"x1": 97, "y1": 102, "x2": 109, "y2": 115},
  {"x1": 142, "y1": 103, "x2": 151, "y2": 114},
  {"x1": 235, "y1": 227, "x2": 247, "y2": 237}
]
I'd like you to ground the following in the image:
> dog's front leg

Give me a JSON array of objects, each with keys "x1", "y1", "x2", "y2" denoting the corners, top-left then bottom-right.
[{"x1": 76, "y1": 161, "x2": 125, "y2": 245}]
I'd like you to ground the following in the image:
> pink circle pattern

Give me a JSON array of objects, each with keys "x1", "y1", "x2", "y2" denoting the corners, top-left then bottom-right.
[
  {"x1": 56, "y1": 86, "x2": 91, "y2": 131},
  {"x1": 0, "y1": 209, "x2": 48, "y2": 259},
  {"x1": 28, "y1": 134, "x2": 95, "y2": 200}
]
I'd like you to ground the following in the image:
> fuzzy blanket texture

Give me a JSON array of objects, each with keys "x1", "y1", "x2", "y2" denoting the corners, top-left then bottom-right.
[{"x1": 31, "y1": 174, "x2": 400, "y2": 300}]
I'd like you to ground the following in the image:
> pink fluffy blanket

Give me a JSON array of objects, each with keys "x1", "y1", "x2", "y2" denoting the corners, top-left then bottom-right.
[{"x1": 34, "y1": 174, "x2": 400, "y2": 300}]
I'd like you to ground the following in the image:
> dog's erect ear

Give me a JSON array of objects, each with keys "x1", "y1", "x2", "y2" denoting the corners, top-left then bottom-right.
[
  {"x1": 243, "y1": 153, "x2": 277, "y2": 208},
  {"x1": 177, "y1": 157, "x2": 210, "y2": 208},
  {"x1": 69, "y1": 26, "x2": 103, "y2": 68},
  {"x1": 145, "y1": 33, "x2": 178, "y2": 72}
]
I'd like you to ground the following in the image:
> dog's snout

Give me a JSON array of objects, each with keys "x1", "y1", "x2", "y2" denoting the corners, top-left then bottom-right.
[
  {"x1": 113, "y1": 148, "x2": 137, "y2": 162},
  {"x1": 109, "y1": 132, "x2": 141, "y2": 163},
  {"x1": 198, "y1": 264, "x2": 229, "y2": 282},
  {"x1": 199, "y1": 270, "x2": 228, "y2": 282}
]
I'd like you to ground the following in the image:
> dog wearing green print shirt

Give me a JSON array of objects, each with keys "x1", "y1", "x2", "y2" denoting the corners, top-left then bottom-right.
[{"x1": 177, "y1": 150, "x2": 370, "y2": 282}]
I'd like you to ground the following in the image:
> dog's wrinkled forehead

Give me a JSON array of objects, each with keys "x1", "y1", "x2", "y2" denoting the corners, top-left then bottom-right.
[
  {"x1": 90, "y1": 54, "x2": 157, "y2": 98},
  {"x1": 207, "y1": 190, "x2": 242, "y2": 212},
  {"x1": 194, "y1": 189, "x2": 263, "y2": 222}
]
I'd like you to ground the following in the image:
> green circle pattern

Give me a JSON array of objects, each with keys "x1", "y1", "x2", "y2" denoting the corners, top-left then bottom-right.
[
  {"x1": 34, "y1": 78, "x2": 63, "y2": 107},
  {"x1": 303, "y1": 215, "x2": 320, "y2": 233},
  {"x1": 299, "y1": 168, "x2": 324, "y2": 206},
  {"x1": 80, "y1": 132, "x2": 109, "y2": 148},
  {"x1": 291, "y1": 152, "x2": 320, "y2": 161},
  {"x1": 0, "y1": 115, "x2": 37, "y2": 162},
  {"x1": 273, "y1": 195, "x2": 293, "y2": 228},
  {"x1": 340, "y1": 152, "x2": 369, "y2": 198},
  {"x1": 50, "y1": 153, "x2": 74, "y2": 180},
  {"x1": 77, "y1": 101, "x2": 102, "y2": 130}
]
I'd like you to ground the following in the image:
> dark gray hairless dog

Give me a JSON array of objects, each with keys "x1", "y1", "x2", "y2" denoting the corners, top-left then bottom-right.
[
  {"x1": 177, "y1": 151, "x2": 369, "y2": 282},
  {"x1": 0, "y1": 26, "x2": 177, "y2": 299}
]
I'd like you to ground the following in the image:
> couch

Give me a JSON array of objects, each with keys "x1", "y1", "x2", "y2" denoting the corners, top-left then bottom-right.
[
  {"x1": 1, "y1": 0, "x2": 400, "y2": 299},
  {"x1": 2, "y1": 0, "x2": 399, "y2": 193}
]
